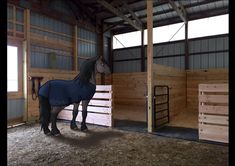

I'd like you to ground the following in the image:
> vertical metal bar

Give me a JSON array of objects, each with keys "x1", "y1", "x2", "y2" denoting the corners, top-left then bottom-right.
[
  {"x1": 141, "y1": 29, "x2": 145, "y2": 72},
  {"x1": 185, "y1": 21, "x2": 189, "y2": 69},
  {"x1": 167, "y1": 86, "x2": 170, "y2": 123}
]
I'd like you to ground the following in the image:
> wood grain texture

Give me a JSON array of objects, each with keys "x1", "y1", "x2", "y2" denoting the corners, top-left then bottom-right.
[{"x1": 199, "y1": 83, "x2": 228, "y2": 143}]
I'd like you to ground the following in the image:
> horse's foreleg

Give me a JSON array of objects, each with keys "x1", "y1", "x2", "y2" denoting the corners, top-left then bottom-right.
[
  {"x1": 51, "y1": 106, "x2": 63, "y2": 136},
  {"x1": 70, "y1": 103, "x2": 80, "y2": 130},
  {"x1": 81, "y1": 100, "x2": 89, "y2": 131}
]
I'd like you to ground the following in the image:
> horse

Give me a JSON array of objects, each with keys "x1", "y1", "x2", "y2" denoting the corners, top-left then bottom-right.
[{"x1": 38, "y1": 56, "x2": 111, "y2": 136}]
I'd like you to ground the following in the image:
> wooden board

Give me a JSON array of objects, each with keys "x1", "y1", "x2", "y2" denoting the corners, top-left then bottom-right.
[
  {"x1": 198, "y1": 83, "x2": 228, "y2": 143},
  {"x1": 58, "y1": 85, "x2": 113, "y2": 127},
  {"x1": 186, "y1": 69, "x2": 228, "y2": 112},
  {"x1": 58, "y1": 110, "x2": 112, "y2": 127}
]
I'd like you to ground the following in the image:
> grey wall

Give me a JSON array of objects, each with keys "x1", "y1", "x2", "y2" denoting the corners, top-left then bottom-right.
[
  {"x1": 30, "y1": 11, "x2": 73, "y2": 70},
  {"x1": 113, "y1": 34, "x2": 228, "y2": 73},
  {"x1": 77, "y1": 28, "x2": 98, "y2": 70},
  {"x1": 7, "y1": 99, "x2": 25, "y2": 120}
]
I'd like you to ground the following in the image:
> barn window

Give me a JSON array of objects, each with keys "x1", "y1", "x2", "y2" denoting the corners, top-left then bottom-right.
[{"x1": 7, "y1": 45, "x2": 18, "y2": 92}]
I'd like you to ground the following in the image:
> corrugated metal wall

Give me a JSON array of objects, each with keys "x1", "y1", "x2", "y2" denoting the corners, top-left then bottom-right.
[
  {"x1": 189, "y1": 35, "x2": 228, "y2": 69},
  {"x1": 50, "y1": 0, "x2": 74, "y2": 16},
  {"x1": 7, "y1": 99, "x2": 25, "y2": 120},
  {"x1": 30, "y1": 11, "x2": 73, "y2": 70},
  {"x1": 77, "y1": 28, "x2": 98, "y2": 69},
  {"x1": 113, "y1": 34, "x2": 228, "y2": 73}
]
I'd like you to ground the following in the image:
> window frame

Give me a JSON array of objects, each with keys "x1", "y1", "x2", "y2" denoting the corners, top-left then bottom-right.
[{"x1": 7, "y1": 39, "x2": 23, "y2": 99}]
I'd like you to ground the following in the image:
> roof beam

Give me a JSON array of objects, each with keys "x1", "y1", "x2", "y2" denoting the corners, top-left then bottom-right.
[
  {"x1": 168, "y1": 0, "x2": 187, "y2": 22},
  {"x1": 122, "y1": 1, "x2": 143, "y2": 29},
  {"x1": 96, "y1": 0, "x2": 142, "y2": 30}
]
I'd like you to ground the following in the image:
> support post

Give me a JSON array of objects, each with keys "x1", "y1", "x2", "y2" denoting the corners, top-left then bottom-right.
[
  {"x1": 147, "y1": 0, "x2": 153, "y2": 132},
  {"x1": 23, "y1": 9, "x2": 30, "y2": 122},
  {"x1": 185, "y1": 21, "x2": 189, "y2": 70},
  {"x1": 110, "y1": 32, "x2": 114, "y2": 73},
  {"x1": 99, "y1": 24, "x2": 105, "y2": 84},
  {"x1": 141, "y1": 29, "x2": 145, "y2": 72},
  {"x1": 74, "y1": 25, "x2": 78, "y2": 71}
]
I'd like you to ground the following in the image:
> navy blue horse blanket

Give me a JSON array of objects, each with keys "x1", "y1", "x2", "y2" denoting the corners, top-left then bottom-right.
[{"x1": 38, "y1": 78, "x2": 96, "y2": 106}]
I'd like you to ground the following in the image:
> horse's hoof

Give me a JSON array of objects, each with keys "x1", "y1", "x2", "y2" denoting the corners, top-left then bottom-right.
[
  {"x1": 43, "y1": 128, "x2": 51, "y2": 136},
  {"x1": 70, "y1": 123, "x2": 79, "y2": 130},
  {"x1": 81, "y1": 125, "x2": 88, "y2": 132},
  {"x1": 51, "y1": 129, "x2": 61, "y2": 136}
]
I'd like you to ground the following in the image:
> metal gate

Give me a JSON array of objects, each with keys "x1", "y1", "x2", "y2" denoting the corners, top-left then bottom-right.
[{"x1": 153, "y1": 85, "x2": 169, "y2": 129}]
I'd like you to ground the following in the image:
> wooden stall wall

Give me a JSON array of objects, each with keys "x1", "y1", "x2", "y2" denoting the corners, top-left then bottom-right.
[
  {"x1": 112, "y1": 64, "x2": 186, "y2": 122},
  {"x1": 27, "y1": 69, "x2": 77, "y2": 121},
  {"x1": 112, "y1": 72, "x2": 147, "y2": 122},
  {"x1": 153, "y1": 64, "x2": 186, "y2": 119},
  {"x1": 198, "y1": 84, "x2": 228, "y2": 143},
  {"x1": 186, "y1": 68, "x2": 228, "y2": 112}
]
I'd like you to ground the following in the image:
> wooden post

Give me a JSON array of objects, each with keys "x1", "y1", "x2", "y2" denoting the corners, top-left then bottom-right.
[
  {"x1": 147, "y1": 0, "x2": 153, "y2": 132},
  {"x1": 110, "y1": 32, "x2": 114, "y2": 73},
  {"x1": 141, "y1": 29, "x2": 145, "y2": 72},
  {"x1": 23, "y1": 9, "x2": 30, "y2": 122},
  {"x1": 74, "y1": 25, "x2": 78, "y2": 71}
]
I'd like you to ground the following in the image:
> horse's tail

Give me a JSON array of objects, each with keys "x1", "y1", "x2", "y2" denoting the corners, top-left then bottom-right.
[{"x1": 39, "y1": 96, "x2": 51, "y2": 131}]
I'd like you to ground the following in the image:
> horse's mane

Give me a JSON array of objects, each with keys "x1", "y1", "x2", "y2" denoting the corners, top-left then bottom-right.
[{"x1": 74, "y1": 56, "x2": 99, "y2": 83}]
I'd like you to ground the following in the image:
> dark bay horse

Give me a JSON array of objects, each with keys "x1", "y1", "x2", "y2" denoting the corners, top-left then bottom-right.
[{"x1": 38, "y1": 56, "x2": 111, "y2": 136}]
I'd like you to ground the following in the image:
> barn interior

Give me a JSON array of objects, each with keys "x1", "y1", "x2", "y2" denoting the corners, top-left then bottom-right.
[{"x1": 7, "y1": 0, "x2": 228, "y2": 142}]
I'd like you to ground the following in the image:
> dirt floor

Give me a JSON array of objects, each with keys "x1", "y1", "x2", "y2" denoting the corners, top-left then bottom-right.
[{"x1": 8, "y1": 121, "x2": 228, "y2": 166}]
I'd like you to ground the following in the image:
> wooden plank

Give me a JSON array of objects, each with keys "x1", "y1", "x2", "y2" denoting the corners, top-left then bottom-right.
[
  {"x1": 199, "y1": 84, "x2": 228, "y2": 92},
  {"x1": 199, "y1": 105, "x2": 228, "y2": 115},
  {"x1": 199, "y1": 124, "x2": 228, "y2": 135},
  {"x1": 199, "y1": 94, "x2": 228, "y2": 104},
  {"x1": 199, "y1": 114, "x2": 228, "y2": 125},
  {"x1": 64, "y1": 105, "x2": 112, "y2": 114},
  {"x1": 96, "y1": 85, "x2": 112, "y2": 91},
  {"x1": 57, "y1": 110, "x2": 112, "y2": 127},
  {"x1": 199, "y1": 124, "x2": 228, "y2": 143},
  {"x1": 93, "y1": 92, "x2": 112, "y2": 99},
  {"x1": 199, "y1": 132, "x2": 228, "y2": 143},
  {"x1": 89, "y1": 99, "x2": 112, "y2": 107}
]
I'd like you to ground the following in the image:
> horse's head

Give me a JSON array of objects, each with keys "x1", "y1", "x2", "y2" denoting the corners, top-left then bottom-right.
[{"x1": 95, "y1": 56, "x2": 111, "y2": 75}]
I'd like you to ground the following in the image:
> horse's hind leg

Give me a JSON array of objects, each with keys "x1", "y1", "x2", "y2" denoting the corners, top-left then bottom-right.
[
  {"x1": 50, "y1": 107, "x2": 62, "y2": 136},
  {"x1": 39, "y1": 96, "x2": 51, "y2": 135},
  {"x1": 81, "y1": 100, "x2": 89, "y2": 131},
  {"x1": 70, "y1": 103, "x2": 80, "y2": 130}
]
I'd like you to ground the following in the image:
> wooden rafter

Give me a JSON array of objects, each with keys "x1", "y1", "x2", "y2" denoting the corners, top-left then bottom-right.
[
  {"x1": 168, "y1": 0, "x2": 187, "y2": 22},
  {"x1": 122, "y1": 1, "x2": 142, "y2": 29},
  {"x1": 96, "y1": 0, "x2": 142, "y2": 30}
]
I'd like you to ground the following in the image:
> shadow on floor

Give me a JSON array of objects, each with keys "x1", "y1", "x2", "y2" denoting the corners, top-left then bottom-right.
[
  {"x1": 153, "y1": 126, "x2": 199, "y2": 141},
  {"x1": 114, "y1": 120, "x2": 200, "y2": 142}
]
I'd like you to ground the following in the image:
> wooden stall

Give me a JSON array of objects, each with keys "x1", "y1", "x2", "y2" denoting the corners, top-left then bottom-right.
[
  {"x1": 112, "y1": 72, "x2": 146, "y2": 122},
  {"x1": 198, "y1": 84, "x2": 228, "y2": 143},
  {"x1": 186, "y1": 69, "x2": 228, "y2": 112},
  {"x1": 112, "y1": 64, "x2": 186, "y2": 124},
  {"x1": 58, "y1": 85, "x2": 113, "y2": 127}
]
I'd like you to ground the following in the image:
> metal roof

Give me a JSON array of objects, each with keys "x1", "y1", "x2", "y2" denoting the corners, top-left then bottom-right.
[{"x1": 73, "y1": 0, "x2": 228, "y2": 35}]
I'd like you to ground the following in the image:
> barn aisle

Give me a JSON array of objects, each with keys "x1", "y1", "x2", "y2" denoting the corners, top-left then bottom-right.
[{"x1": 7, "y1": 121, "x2": 228, "y2": 166}]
